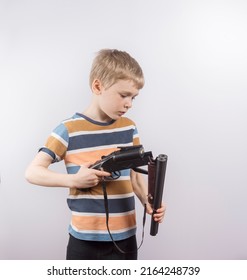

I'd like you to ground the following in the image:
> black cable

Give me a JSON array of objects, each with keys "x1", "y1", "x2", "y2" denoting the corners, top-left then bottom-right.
[{"x1": 102, "y1": 179, "x2": 146, "y2": 254}]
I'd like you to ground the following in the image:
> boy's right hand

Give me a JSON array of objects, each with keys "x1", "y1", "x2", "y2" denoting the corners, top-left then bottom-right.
[{"x1": 72, "y1": 164, "x2": 111, "y2": 189}]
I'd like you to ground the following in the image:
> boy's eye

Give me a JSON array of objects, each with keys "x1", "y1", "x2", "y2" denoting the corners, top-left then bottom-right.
[{"x1": 119, "y1": 93, "x2": 136, "y2": 100}]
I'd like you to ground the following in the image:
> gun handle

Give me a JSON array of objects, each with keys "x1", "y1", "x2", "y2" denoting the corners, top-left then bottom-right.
[{"x1": 150, "y1": 154, "x2": 168, "y2": 236}]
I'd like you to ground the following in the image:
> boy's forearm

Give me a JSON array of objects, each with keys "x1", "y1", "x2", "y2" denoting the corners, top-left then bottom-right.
[
  {"x1": 131, "y1": 171, "x2": 148, "y2": 205},
  {"x1": 135, "y1": 187, "x2": 148, "y2": 206},
  {"x1": 25, "y1": 165, "x2": 73, "y2": 188}
]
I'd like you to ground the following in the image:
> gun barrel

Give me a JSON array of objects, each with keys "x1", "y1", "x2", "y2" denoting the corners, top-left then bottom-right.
[
  {"x1": 150, "y1": 154, "x2": 168, "y2": 236},
  {"x1": 113, "y1": 146, "x2": 144, "y2": 162},
  {"x1": 90, "y1": 145, "x2": 150, "y2": 173}
]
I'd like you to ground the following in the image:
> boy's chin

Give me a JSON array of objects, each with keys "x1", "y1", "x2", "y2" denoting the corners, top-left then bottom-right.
[
  {"x1": 112, "y1": 115, "x2": 122, "y2": 121},
  {"x1": 107, "y1": 112, "x2": 124, "y2": 121}
]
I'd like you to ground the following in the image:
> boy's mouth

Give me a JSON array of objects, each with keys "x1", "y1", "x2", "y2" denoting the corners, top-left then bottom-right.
[{"x1": 118, "y1": 111, "x2": 126, "y2": 116}]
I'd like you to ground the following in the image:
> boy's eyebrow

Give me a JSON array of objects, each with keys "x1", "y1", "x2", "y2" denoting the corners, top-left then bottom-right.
[{"x1": 118, "y1": 90, "x2": 139, "y2": 96}]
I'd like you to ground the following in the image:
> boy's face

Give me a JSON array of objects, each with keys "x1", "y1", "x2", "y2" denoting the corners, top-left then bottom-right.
[{"x1": 94, "y1": 79, "x2": 139, "y2": 121}]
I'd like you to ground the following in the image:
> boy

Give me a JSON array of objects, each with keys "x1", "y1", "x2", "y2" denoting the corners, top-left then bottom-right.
[{"x1": 25, "y1": 49, "x2": 165, "y2": 260}]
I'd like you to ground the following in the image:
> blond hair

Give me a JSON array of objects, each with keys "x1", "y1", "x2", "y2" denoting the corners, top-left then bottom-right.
[{"x1": 89, "y1": 49, "x2": 144, "y2": 89}]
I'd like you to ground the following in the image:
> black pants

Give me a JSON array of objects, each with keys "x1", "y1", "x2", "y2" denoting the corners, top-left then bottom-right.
[{"x1": 66, "y1": 234, "x2": 137, "y2": 260}]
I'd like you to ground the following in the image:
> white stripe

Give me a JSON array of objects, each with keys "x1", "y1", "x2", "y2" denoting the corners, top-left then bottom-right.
[
  {"x1": 114, "y1": 175, "x2": 130, "y2": 181},
  {"x1": 69, "y1": 125, "x2": 136, "y2": 137},
  {"x1": 66, "y1": 162, "x2": 78, "y2": 167},
  {"x1": 71, "y1": 223, "x2": 136, "y2": 234},
  {"x1": 63, "y1": 117, "x2": 85, "y2": 124},
  {"x1": 51, "y1": 132, "x2": 68, "y2": 146},
  {"x1": 72, "y1": 210, "x2": 135, "y2": 217},
  {"x1": 68, "y1": 192, "x2": 134, "y2": 200}
]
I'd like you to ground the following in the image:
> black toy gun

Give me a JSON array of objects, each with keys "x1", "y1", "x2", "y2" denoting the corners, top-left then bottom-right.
[{"x1": 90, "y1": 145, "x2": 168, "y2": 236}]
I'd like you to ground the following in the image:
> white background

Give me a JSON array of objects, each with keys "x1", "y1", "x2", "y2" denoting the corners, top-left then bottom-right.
[{"x1": 0, "y1": 0, "x2": 247, "y2": 260}]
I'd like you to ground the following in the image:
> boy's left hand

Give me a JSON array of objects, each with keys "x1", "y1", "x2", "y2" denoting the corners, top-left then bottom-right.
[{"x1": 146, "y1": 202, "x2": 166, "y2": 223}]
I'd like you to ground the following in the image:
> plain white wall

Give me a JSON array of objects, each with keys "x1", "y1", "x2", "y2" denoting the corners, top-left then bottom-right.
[{"x1": 1, "y1": 0, "x2": 247, "y2": 260}]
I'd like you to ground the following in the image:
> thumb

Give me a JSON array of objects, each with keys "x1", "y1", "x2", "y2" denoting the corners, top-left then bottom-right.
[{"x1": 145, "y1": 203, "x2": 153, "y2": 215}]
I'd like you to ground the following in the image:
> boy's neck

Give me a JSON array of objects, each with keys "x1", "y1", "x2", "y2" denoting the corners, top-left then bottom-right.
[{"x1": 83, "y1": 106, "x2": 112, "y2": 123}]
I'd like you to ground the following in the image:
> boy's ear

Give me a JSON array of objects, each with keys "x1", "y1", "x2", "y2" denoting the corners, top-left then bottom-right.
[{"x1": 92, "y1": 79, "x2": 103, "y2": 95}]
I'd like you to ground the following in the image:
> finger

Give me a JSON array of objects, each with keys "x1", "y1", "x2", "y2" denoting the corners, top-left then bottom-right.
[
  {"x1": 92, "y1": 176, "x2": 100, "y2": 186},
  {"x1": 94, "y1": 169, "x2": 111, "y2": 177},
  {"x1": 156, "y1": 203, "x2": 166, "y2": 213},
  {"x1": 155, "y1": 217, "x2": 164, "y2": 223},
  {"x1": 153, "y1": 213, "x2": 164, "y2": 220},
  {"x1": 94, "y1": 180, "x2": 99, "y2": 186},
  {"x1": 145, "y1": 203, "x2": 153, "y2": 215},
  {"x1": 153, "y1": 212, "x2": 164, "y2": 221}
]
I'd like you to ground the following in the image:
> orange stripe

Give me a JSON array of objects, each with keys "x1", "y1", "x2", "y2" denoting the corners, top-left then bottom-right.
[
  {"x1": 45, "y1": 136, "x2": 67, "y2": 158},
  {"x1": 65, "y1": 116, "x2": 137, "y2": 133},
  {"x1": 65, "y1": 147, "x2": 119, "y2": 166},
  {"x1": 65, "y1": 119, "x2": 111, "y2": 133},
  {"x1": 72, "y1": 212, "x2": 136, "y2": 231},
  {"x1": 133, "y1": 137, "x2": 140, "y2": 146}
]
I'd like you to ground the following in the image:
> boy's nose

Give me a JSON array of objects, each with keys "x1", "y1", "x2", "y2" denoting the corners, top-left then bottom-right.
[{"x1": 124, "y1": 98, "x2": 132, "y2": 109}]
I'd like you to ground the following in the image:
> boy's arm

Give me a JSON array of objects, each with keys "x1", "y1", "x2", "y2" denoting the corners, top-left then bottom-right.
[
  {"x1": 130, "y1": 169, "x2": 149, "y2": 206},
  {"x1": 131, "y1": 170, "x2": 166, "y2": 223},
  {"x1": 25, "y1": 151, "x2": 110, "y2": 189}
]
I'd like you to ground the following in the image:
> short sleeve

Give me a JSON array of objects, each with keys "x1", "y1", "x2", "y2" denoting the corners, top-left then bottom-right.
[{"x1": 39, "y1": 123, "x2": 69, "y2": 163}]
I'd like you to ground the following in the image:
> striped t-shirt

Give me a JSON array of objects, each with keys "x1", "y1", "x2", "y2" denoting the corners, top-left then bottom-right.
[{"x1": 41, "y1": 113, "x2": 140, "y2": 241}]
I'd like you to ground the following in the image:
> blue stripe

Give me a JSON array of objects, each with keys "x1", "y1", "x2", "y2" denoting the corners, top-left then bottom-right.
[
  {"x1": 68, "y1": 225, "x2": 136, "y2": 241},
  {"x1": 53, "y1": 123, "x2": 69, "y2": 143},
  {"x1": 67, "y1": 196, "x2": 135, "y2": 213},
  {"x1": 75, "y1": 113, "x2": 115, "y2": 126},
  {"x1": 68, "y1": 129, "x2": 134, "y2": 151},
  {"x1": 117, "y1": 169, "x2": 130, "y2": 177},
  {"x1": 133, "y1": 126, "x2": 138, "y2": 137},
  {"x1": 39, "y1": 147, "x2": 56, "y2": 160},
  {"x1": 66, "y1": 165, "x2": 81, "y2": 174}
]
